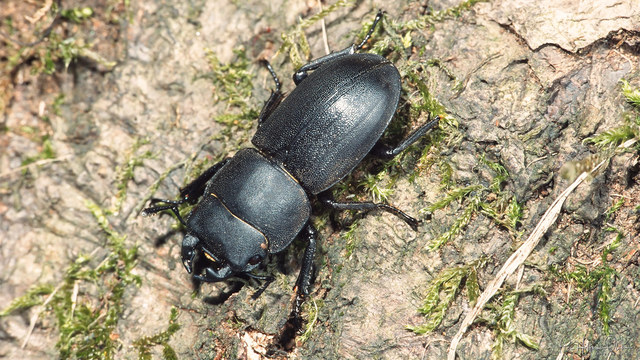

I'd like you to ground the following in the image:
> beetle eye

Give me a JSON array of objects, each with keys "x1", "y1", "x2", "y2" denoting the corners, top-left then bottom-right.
[{"x1": 248, "y1": 255, "x2": 262, "y2": 265}]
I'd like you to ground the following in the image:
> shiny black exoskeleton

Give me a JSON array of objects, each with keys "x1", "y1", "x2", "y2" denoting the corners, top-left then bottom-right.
[{"x1": 143, "y1": 11, "x2": 438, "y2": 316}]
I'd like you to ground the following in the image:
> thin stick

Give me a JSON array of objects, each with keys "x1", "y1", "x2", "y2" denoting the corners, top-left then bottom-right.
[
  {"x1": 318, "y1": 0, "x2": 330, "y2": 55},
  {"x1": 21, "y1": 247, "x2": 102, "y2": 349},
  {"x1": 0, "y1": 155, "x2": 73, "y2": 179},
  {"x1": 21, "y1": 283, "x2": 63, "y2": 349}
]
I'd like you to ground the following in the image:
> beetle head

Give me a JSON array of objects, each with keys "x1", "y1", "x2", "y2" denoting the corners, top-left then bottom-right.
[{"x1": 182, "y1": 195, "x2": 269, "y2": 282}]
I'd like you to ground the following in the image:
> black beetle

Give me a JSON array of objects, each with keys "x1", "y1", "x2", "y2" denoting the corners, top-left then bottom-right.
[{"x1": 143, "y1": 11, "x2": 439, "y2": 316}]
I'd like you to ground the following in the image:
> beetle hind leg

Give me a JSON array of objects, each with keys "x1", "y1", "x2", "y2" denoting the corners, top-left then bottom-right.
[
  {"x1": 293, "y1": 10, "x2": 385, "y2": 85},
  {"x1": 353, "y1": 10, "x2": 384, "y2": 52},
  {"x1": 371, "y1": 114, "x2": 440, "y2": 159},
  {"x1": 257, "y1": 60, "x2": 284, "y2": 125}
]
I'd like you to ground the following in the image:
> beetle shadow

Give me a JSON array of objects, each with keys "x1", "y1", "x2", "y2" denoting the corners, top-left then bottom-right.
[
  {"x1": 152, "y1": 227, "x2": 182, "y2": 248},
  {"x1": 201, "y1": 281, "x2": 244, "y2": 305}
]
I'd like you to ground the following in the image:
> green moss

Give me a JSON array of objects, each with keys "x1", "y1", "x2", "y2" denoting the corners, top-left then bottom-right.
[
  {"x1": 299, "y1": 299, "x2": 322, "y2": 343},
  {"x1": 1, "y1": 200, "x2": 141, "y2": 359},
  {"x1": 343, "y1": 220, "x2": 361, "y2": 258},
  {"x1": 202, "y1": 47, "x2": 260, "y2": 148},
  {"x1": 0, "y1": 284, "x2": 54, "y2": 317},
  {"x1": 359, "y1": 172, "x2": 395, "y2": 203},
  {"x1": 279, "y1": 0, "x2": 355, "y2": 69},
  {"x1": 1, "y1": 0, "x2": 121, "y2": 115},
  {"x1": 604, "y1": 197, "x2": 624, "y2": 222},
  {"x1": 407, "y1": 258, "x2": 486, "y2": 334},
  {"x1": 112, "y1": 137, "x2": 152, "y2": 214},
  {"x1": 55, "y1": 200, "x2": 140, "y2": 359},
  {"x1": 583, "y1": 80, "x2": 640, "y2": 151},
  {"x1": 621, "y1": 79, "x2": 640, "y2": 108},
  {"x1": 483, "y1": 289, "x2": 541, "y2": 359},
  {"x1": 61, "y1": 7, "x2": 94, "y2": 23},
  {"x1": 20, "y1": 135, "x2": 56, "y2": 174},
  {"x1": 549, "y1": 227, "x2": 620, "y2": 339},
  {"x1": 52, "y1": 93, "x2": 65, "y2": 116},
  {"x1": 423, "y1": 154, "x2": 523, "y2": 250},
  {"x1": 428, "y1": 194, "x2": 482, "y2": 250},
  {"x1": 391, "y1": 0, "x2": 486, "y2": 31},
  {"x1": 583, "y1": 125, "x2": 636, "y2": 149},
  {"x1": 204, "y1": 47, "x2": 254, "y2": 111},
  {"x1": 134, "y1": 307, "x2": 181, "y2": 360}
]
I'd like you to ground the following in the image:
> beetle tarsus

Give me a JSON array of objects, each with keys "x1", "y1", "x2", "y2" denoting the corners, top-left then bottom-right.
[
  {"x1": 142, "y1": 199, "x2": 188, "y2": 226},
  {"x1": 354, "y1": 9, "x2": 385, "y2": 51},
  {"x1": 142, "y1": 159, "x2": 230, "y2": 222}
]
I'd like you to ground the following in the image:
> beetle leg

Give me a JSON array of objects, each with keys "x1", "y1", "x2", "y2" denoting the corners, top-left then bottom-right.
[
  {"x1": 257, "y1": 60, "x2": 284, "y2": 126},
  {"x1": 353, "y1": 10, "x2": 384, "y2": 52},
  {"x1": 318, "y1": 191, "x2": 420, "y2": 230},
  {"x1": 141, "y1": 199, "x2": 188, "y2": 225},
  {"x1": 178, "y1": 158, "x2": 230, "y2": 201},
  {"x1": 141, "y1": 159, "x2": 230, "y2": 223},
  {"x1": 292, "y1": 223, "x2": 317, "y2": 317},
  {"x1": 293, "y1": 46, "x2": 355, "y2": 85},
  {"x1": 370, "y1": 115, "x2": 440, "y2": 159},
  {"x1": 247, "y1": 273, "x2": 275, "y2": 299},
  {"x1": 293, "y1": 10, "x2": 385, "y2": 85}
]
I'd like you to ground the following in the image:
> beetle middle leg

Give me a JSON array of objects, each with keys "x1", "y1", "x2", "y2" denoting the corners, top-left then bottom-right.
[
  {"x1": 318, "y1": 191, "x2": 419, "y2": 230},
  {"x1": 293, "y1": 10, "x2": 384, "y2": 85}
]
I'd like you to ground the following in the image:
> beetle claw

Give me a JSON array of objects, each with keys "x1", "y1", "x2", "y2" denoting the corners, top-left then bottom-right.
[{"x1": 407, "y1": 217, "x2": 420, "y2": 231}]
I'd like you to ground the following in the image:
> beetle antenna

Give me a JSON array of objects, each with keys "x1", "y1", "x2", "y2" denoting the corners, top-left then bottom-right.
[{"x1": 354, "y1": 10, "x2": 385, "y2": 51}]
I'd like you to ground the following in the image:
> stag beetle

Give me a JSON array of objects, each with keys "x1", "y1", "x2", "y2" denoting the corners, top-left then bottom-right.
[{"x1": 143, "y1": 11, "x2": 439, "y2": 316}]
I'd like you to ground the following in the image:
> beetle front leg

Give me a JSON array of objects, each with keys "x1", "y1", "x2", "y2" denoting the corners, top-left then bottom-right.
[
  {"x1": 177, "y1": 158, "x2": 230, "y2": 201},
  {"x1": 319, "y1": 191, "x2": 420, "y2": 230},
  {"x1": 142, "y1": 158, "x2": 230, "y2": 224},
  {"x1": 292, "y1": 223, "x2": 317, "y2": 318}
]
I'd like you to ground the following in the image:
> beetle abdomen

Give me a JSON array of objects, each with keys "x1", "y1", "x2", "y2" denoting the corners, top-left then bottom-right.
[
  {"x1": 206, "y1": 149, "x2": 311, "y2": 253},
  {"x1": 252, "y1": 53, "x2": 401, "y2": 194}
]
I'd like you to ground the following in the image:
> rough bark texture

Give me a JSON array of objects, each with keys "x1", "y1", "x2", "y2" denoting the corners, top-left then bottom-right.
[{"x1": 1, "y1": 1, "x2": 640, "y2": 359}]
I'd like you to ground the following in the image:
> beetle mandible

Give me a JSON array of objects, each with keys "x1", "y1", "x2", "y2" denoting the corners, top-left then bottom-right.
[{"x1": 143, "y1": 11, "x2": 439, "y2": 316}]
